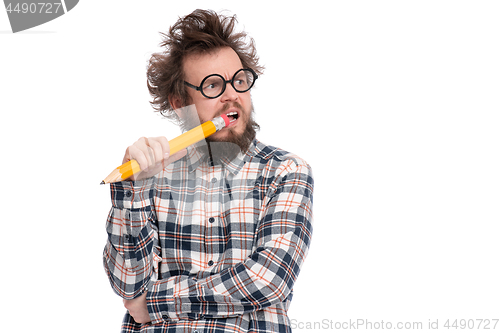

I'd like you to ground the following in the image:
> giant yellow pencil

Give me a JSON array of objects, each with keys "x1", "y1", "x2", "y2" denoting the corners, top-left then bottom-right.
[{"x1": 101, "y1": 114, "x2": 230, "y2": 184}]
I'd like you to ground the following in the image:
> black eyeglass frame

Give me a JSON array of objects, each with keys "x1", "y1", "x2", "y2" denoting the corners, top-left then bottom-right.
[{"x1": 184, "y1": 68, "x2": 258, "y2": 99}]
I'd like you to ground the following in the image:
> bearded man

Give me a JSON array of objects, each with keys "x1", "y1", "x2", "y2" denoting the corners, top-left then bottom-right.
[{"x1": 103, "y1": 9, "x2": 314, "y2": 333}]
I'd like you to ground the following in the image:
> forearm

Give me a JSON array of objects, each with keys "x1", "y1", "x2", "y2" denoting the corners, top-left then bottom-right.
[{"x1": 146, "y1": 228, "x2": 310, "y2": 322}]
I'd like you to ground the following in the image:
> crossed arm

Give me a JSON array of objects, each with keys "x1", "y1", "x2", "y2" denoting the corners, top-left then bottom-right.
[{"x1": 103, "y1": 160, "x2": 313, "y2": 324}]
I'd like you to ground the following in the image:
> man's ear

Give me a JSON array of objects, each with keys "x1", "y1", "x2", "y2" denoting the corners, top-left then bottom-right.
[{"x1": 169, "y1": 96, "x2": 183, "y2": 118}]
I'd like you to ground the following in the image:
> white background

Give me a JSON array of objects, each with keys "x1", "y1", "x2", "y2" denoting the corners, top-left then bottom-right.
[{"x1": 1, "y1": 1, "x2": 499, "y2": 332}]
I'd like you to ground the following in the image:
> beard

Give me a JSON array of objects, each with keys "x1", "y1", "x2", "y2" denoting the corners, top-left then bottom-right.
[{"x1": 181, "y1": 102, "x2": 259, "y2": 164}]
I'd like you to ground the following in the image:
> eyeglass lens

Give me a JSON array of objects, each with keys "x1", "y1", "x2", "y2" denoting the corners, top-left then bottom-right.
[{"x1": 201, "y1": 69, "x2": 255, "y2": 98}]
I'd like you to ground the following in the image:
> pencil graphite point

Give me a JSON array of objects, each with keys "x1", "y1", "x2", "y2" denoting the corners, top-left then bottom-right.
[{"x1": 100, "y1": 181, "x2": 105, "y2": 185}]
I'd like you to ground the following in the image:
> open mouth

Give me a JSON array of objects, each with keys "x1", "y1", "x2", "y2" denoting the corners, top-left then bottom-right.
[{"x1": 226, "y1": 111, "x2": 239, "y2": 123}]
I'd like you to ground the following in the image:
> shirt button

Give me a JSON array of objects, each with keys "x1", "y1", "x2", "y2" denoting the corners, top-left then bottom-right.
[
  {"x1": 208, "y1": 260, "x2": 214, "y2": 266},
  {"x1": 211, "y1": 177, "x2": 217, "y2": 183},
  {"x1": 209, "y1": 217, "x2": 215, "y2": 223},
  {"x1": 125, "y1": 190, "x2": 132, "y2": 197}
]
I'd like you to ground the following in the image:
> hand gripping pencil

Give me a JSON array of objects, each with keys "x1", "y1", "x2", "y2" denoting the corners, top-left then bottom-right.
[{"x1": 101, "y1": 114, "x2": 230, "y2": 184}]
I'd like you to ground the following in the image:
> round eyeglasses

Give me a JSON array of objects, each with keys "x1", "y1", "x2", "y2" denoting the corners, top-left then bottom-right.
[{"x1": 184, "y1": 68, "x2": 258, "y2": 99}]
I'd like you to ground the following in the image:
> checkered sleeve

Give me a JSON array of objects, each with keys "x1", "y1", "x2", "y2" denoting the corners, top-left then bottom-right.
[
  {"x1": 103, "y1": 178, "x2": 161, "y2": 300},
  {"x1": 146, "y1": 158, "x2": 314, "y2": 323}
]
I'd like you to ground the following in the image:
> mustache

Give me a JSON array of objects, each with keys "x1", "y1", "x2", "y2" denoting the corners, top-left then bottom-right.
[{"x1": 216, "y1": 102, "x2": 245, "y2": 117}]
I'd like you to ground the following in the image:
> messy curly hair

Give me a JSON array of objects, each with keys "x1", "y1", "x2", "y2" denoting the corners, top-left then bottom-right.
[{"x1": 147, "y1": 9, "x2": 264, "y2": 123}]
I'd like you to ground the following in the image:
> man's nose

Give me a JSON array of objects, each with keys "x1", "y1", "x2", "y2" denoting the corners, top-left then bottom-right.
[{"x1": 220, "y1": 81, "x2": 239, "y2": 102}]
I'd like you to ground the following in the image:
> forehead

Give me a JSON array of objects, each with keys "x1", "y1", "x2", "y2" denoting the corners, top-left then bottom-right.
[{"x1": 183, "y1": 47, "x2": 243, "y2": 83}]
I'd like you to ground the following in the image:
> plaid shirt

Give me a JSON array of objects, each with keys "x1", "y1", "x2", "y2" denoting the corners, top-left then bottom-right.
[{"x1": 103, "y1": 139, "x2": 314, "y2": 333}]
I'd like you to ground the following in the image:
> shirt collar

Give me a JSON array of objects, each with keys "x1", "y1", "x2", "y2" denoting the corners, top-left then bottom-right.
[{"x1": 185, "y1": 140, "x2": 257, "y2": 175}]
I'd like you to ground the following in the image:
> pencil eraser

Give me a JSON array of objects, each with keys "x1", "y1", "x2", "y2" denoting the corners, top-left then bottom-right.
[{"x1": 220, "y1": 114, "x2": 230, "y2": 127}]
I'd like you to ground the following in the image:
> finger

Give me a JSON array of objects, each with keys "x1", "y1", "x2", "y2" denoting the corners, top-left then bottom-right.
[
  {"x1": 153, "y1": 136, "x2": 170, "y2": 159},
  {"x1": 147, "y1": 138, "x2": 164, "y2": 166},
  {"x1": 140, "y1": 137, "x2": 155, "y2": 169},
  {"x1": 128, "y1": 138, "x2": 152, "y2": 170},
  {"x1": 137, "y1": 137, "x2": 163, "y2": 170},
  {"x1": 127, "y1": 145, "x2": 150, "y2": 172}
]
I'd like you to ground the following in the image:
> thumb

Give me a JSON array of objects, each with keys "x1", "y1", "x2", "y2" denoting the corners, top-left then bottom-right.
[{"x1": 164, "y1": 148, "x2": 187, "y2": 166}]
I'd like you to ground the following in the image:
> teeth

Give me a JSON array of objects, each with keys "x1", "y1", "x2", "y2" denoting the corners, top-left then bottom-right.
[{"x1": 226, "y1": 111, "x2": 238, "y2": 122}]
